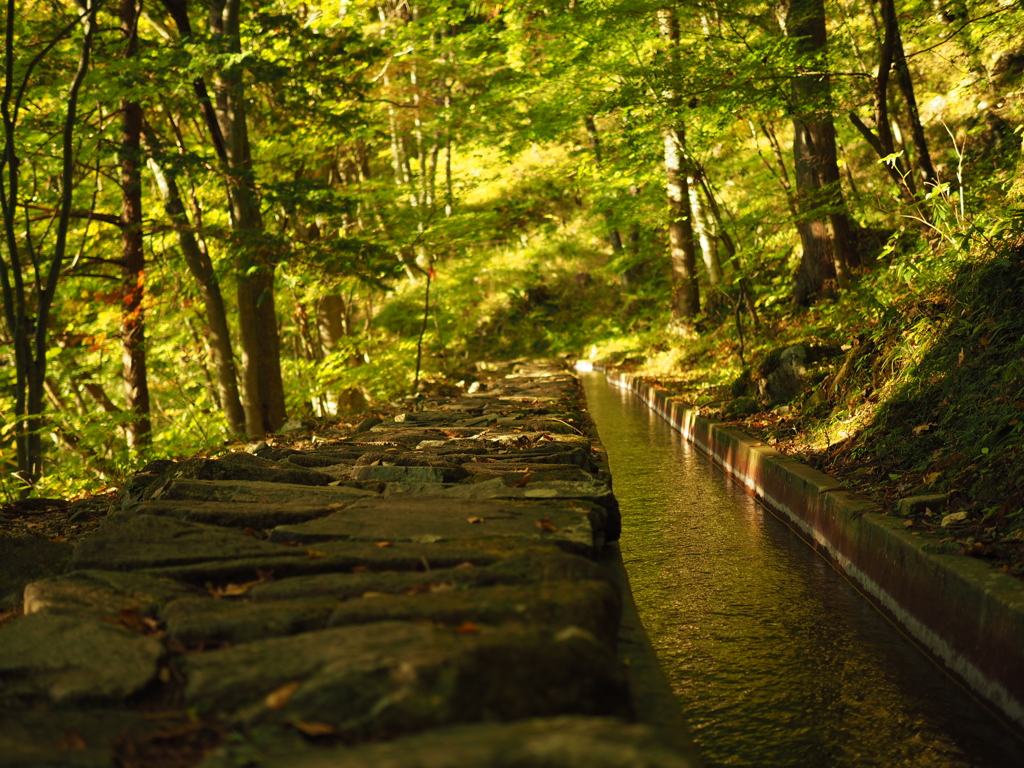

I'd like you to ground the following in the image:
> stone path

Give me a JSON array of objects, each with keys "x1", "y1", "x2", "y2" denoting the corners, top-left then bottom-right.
[{"x1": 0, "y1": 362, "x2": 699, "y2": 767}]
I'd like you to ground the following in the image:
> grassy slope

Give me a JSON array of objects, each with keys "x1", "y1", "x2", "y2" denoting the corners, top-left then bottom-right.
[{"x1": 589, "y1": 245, "x2": 1024, "y2": 578}]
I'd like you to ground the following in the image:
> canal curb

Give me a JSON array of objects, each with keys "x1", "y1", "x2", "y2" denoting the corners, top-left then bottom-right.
[{"x1": 586, "y1": 364, "x2": 1024, "y2": 734}]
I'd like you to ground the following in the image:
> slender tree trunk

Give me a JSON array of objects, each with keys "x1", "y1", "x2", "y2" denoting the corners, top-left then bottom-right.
[
  {"x1": 210, "y1": 0, "x2": 286, "y2": 435},
  {"x1": 689, "y1": 179, "x2": 721, "y2": 284},
  {"x1": 146, "y1": 150, "x2": 246, "y2": 435},
  {"x1": 0, "y1": 0, "x2": 96, "y2": 489},
  {"x1": 884, "y1": 0, "x2": 936, "y2": 188},
  {"x1": 583, "y1": 115, "x2": 623, "y2": 254},
  {"x1": 658, "y1": 8, "x2": 699, "y2": 320},
  {"x1": 119, "y1": 0, "x2": 151, "y2": 449}
]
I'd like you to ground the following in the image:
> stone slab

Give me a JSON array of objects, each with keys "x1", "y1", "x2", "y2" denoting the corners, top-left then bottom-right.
[
  {"x1": 0, "y1": 614, "x2": 161, "y2": 704},
  {"x1": 163, "y1": 580, "x2": 618, "y2": 647},
  {"x1": 248, "y1": 717, "x2": 697, "y2": 768},
  {"x1": 183, "y1": 620, "x2": 631, "y2": 737},
  {"x1": 149, "y1": 479, "x2": 378, "y2": 506},
  {"x1": 71, "y1": 515, "x2": 303, "y2": 571},
  {"x1": 23, "y1": 569, "x2": 202, "y2": 617},
  {"x1": 133, "y1": 500, "x2": 343, "y2": 528},
  {"x1": 268, "y1": 497, "x2": 606, "y2": 556}
]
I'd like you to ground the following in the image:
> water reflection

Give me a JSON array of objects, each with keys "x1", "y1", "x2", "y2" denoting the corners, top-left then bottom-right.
[{"x1": 581, "y1": 373, "x2": 1024, "y2": 768}]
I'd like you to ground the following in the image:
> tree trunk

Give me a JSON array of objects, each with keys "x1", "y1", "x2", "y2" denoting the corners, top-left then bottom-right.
[
  {"x1": 583, "y1": 115, "x2": 624, "y2": 254},
  {"x1": 210, "y1": 0, "x2": 286, "y2": 435},
  {"x1": 0, "y1": 0, "x2": 96, "y2": 489},
  {"x1": 785, "y1": 0, "x2": 855, "y2": 305},
  {"x1": 690, "y1": 179, "x2": 722, "y2": 284},
  {"x1": 145, "y1": 149, "x2": 246, "y2": 435},
  {"x1": 120, "y1": 0, "x2": 151, "y2": 450},
  {"x1": 658, "y1": 8, "x2": 700, "y2": 320}
]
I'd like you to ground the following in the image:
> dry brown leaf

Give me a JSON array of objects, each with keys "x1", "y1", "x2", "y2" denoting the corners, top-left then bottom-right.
[
  {"x1": 456, "y1": 621, "x2": 480, "y2": 634},
  {"x1": 307, "y1": 549, "x2": 326, "y2": 559},
  {"x1": 375, "y1": 540, "x2": 393, "y2": 548},
  {"x1": 351, "y1": 565, "x2": 370, "y2": 573},
  {"x1": 535, "y1": 517, "x2": 558, "y2": 532},
  {"x1": 454, "y1": 561, "x2": 475, "y2": 570},
  {"x1": 210, "y1": 569, "x2": 273, "y2": 599},
  {"x1": 466, "y1": 516, "x2": 485, "y2": 524},
  {"x1": 289, "y1": 719, "x2": 339, "y2": 737},
  {"x1": 362, "y1": 591, "x2": 388, "y2": 599},
  {"x1": 509, "y1": 472, "x2": 532, "y2": 488},
  {"x1": 923, "y1": 471, "x2": 941, "y2": 484},
  {"x1": 265, "y1": 681, "x2": 301, "y2": 710},
  {"x1": 912, "y1": 423, "x2": 932, "y2": 436}
]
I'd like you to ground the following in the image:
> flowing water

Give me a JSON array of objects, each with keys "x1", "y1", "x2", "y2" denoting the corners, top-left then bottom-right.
[{"x1": 580, "y1": 372, "x2": 1024, "y2": 768}]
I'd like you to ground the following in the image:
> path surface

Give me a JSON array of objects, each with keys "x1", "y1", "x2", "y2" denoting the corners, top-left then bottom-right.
[{"x1": 0, "y1": 362, "x2": 696, "y2": 767}]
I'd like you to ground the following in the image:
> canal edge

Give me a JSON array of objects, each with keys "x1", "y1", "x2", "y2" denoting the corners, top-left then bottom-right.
[
  {"x1": 579, "y1": 373, "x2": 706, "y2": 766},
  {"x1": 582, "y1": 363, "x2": 1024, "y2": 735}
]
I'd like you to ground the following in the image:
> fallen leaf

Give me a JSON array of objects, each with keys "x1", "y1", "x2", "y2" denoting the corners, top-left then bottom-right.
[
  {"x1": 265, "y1": 681, "x2": 301, "y2": 710},
  {"x1": 453, "y1": 561, "x2": 475, "y2": 569},
  {"x1": 351, "y1": 566, "x2": 370, "y2": 573},
  {"x1": 535, "y1": 517, "x2": 558, "y2": 533},
  {"x1": 210, "y1": 569, "x2": 273, "y2": 599},
  {"x1": 375, "y1": 540, "x2": 393, "y2": 548},
  {"x1": 307, "y1": 549, "x2": 326, "y2": 559},
  {"x1": 467, "y1": 516, "x2": 485, "y2": 524},
  {"x1": 923, "y1": 471, "x2": 941, "y2": 484},
  {"x1": 429, "y1": 582, "x2": 453, "y2": 593},
  {"x1": 510, "y1": 472, "x2": 532, "y2": 488},
  {"x1": 159, "y1": 667, "x2": 172, "y2": 683},
  {"x1": 362, "y1": 591, "x2": 387, "y2": 599},
  {"x1": 912, "y1": 423, "x2": 932, "y2": 436},
  {"x1": 902, "y1": 519, "x2": 914, "y2": 528},
  {"x1": 958, "y1": 348, "x2": 965, "y2": 366},
  {"x1": 456, "y1": 621, "x2": 480, "y2": 634},
  {"x1": 941, "y1": 511, "x2": 969, "y2": 527},
  {"x1": 289, "y1": 719, "x2": 338, "y2": 737}
]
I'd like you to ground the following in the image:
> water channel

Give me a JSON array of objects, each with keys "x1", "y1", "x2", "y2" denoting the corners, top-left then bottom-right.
[{"x1": 579, "y1": 372, "x2": 1024, "y2": 768}]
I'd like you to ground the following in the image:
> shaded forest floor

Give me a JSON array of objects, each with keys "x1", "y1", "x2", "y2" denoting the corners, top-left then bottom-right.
[{"x1": 597, "y1": 248, "x2": 1024, "y2": 580}]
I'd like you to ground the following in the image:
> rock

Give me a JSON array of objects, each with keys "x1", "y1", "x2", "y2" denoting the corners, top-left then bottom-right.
[
  {"x1": 0, "y1": 537, "x2": 73, "y2": 611},
  {"x1": 757, "y1": 344, "x2": 807, "y2": 405},
  {"x1": 71, "y1": 515, "x2": 302, "y2": 571},
  {"x1": 353, "y1": 415, "x2": 383, "y2": 433},
  {"x1": 0, "y1": 614, "x2": 161, "y2": 704},
  {"x1": 268, "y1": 497, "x2": 606, "y2": 557},
  {"x1": 141, "y1": 479, "x2": 378, "y2": 506},
  {"x1": 250, "y1": 717, "x2": 697, "y2": 768},
  {"x1": 133, "y1": 500, "x2": 342, "y2": 528},
  {"x1": 183, "y1": 621, "x2": 631, "y2": 736},
  {"x1": 141, "y1": 454, "x2": 336, "y2": 501},
  {"x1": 896, "y1": 494, "x2": 949, "y2": 517},
  {"x1": 385, "y1": 478, "x2": 620, "y2": 541},
  {"x1": 23, "y1": 570, "x2": 201, "y2": 617},
  {"x1": 350, "y1": 465, "x2": 453, "y2": 483},
  {"x1": 246, "y1": 549, "x2": 609, "y2": 602},
  {"x1": 163, "y1": 580, "x2": 618, "y2": 647}
]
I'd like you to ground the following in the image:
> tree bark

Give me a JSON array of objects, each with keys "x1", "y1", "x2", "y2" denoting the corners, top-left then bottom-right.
[
  {"x1": 119, "y1": 0, "x2": 152, "y2": 449},
  {"x1": 145, "y1": 145, "x2": 246, "y2": 435},
  {"x1": 210, "y1": 0, "x2": 286, "y2": 435},
  {"x1": 658, "y1": 8, "x2": 700, "y2": 320},
  {"x1": 785, "y1": 0, "x2": 855, "y2": 305},
  {"x1": 583, "y1": 115, "x2": 624, "y2": 254}
]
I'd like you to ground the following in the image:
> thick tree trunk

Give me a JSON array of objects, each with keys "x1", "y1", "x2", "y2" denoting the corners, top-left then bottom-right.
[
  {"x1": 210, "y1": 0, "x2": 286, "y2": 435},
  {"x1": 658, "y1": 8, "x2": 700, "y2": 320},
  {"x1": 786, "y1": 0, "x2": 855, "y2": 305},
  {"x1": 120, "y1": 0, "x2": 151, "y2": 449},
  {"x1": 665, "y1": 127, "x2": 700, "y2": 318}
]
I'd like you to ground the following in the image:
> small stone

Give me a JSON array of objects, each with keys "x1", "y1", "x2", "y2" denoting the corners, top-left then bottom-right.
[{"x1": 896, "y1": 494, "x2": 949, "y2": 517}]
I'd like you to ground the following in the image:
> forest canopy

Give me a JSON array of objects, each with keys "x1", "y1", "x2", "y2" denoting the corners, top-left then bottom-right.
[{"x1": 3, "y1": 0, "x2": 1024, "y2": 497}]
